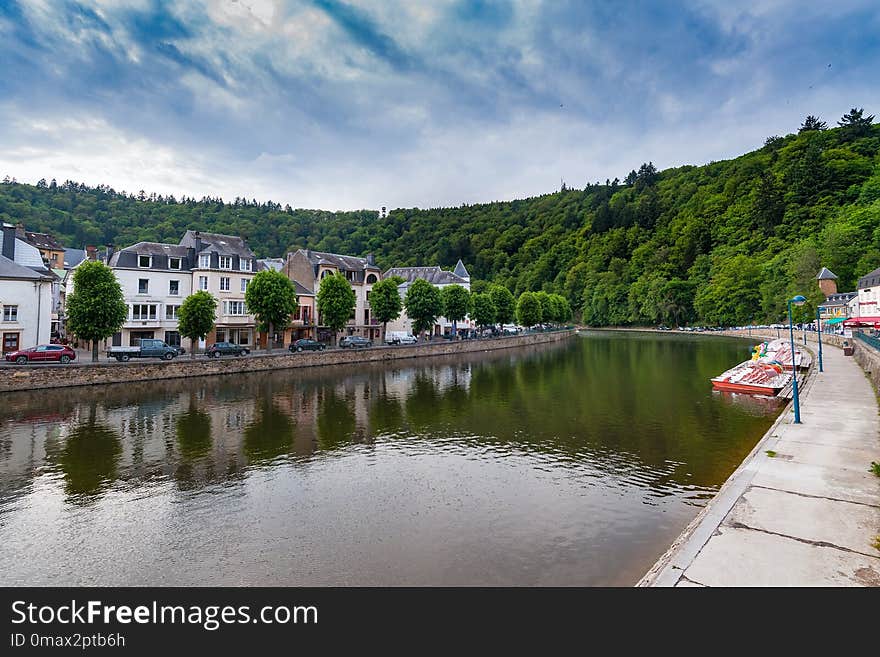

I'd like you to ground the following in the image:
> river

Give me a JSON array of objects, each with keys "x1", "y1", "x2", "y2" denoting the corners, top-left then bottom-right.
[{"x1": 0, "y1": 331, "x2": 780, "y2": 585}]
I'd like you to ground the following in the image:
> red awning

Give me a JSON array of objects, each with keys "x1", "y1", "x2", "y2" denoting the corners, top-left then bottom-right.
[{"x1": 843, "y1": 316, "x2": 880, "y2": 327}]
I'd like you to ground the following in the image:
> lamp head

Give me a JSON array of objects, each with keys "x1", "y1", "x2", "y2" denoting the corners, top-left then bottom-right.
[{"x1": 790, "y1": 295, "x2": 806, "y2": 306}]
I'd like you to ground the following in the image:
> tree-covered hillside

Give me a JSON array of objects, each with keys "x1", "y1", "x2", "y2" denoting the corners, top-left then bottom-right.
[{"x1": 2, "y1": 110, "x2": 878, "y2": 326}]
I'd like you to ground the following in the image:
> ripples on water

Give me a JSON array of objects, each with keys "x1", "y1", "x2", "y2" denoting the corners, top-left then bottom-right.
[{"x1": 0, "y1": 332, "x2": 780, "y2": 586}]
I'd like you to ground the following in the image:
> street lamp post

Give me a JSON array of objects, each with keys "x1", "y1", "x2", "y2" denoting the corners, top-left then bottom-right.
[
  {"x1": 788, "y1": 295, "x2": 806, "y2": 424},
  {"x1": 816, "y1": 306, "x2": 824, "y2": 373}
]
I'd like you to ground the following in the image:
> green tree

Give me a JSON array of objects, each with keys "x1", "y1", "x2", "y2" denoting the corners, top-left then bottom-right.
[
  {"x1": 516, "y1": 291, "x2": 543, "y2": 328},
  {"x1": 798, "y1": 115, "x2": 827, "y2": 133},
  {"x1": 66, "y1": 260, "x2": 128, "y2": 362},
  {"x1": 470, "y1": 293, "x2": 496, "y2": 329},
  {"x1": 533, "y1": 291, "x2": 552, "y2": 324},
  {"x1": 837, "y1": 107, "x2": 875, "y2": 141},
  {"x1": 750, "y1": 171, "x2": 785, "y2": 230},
  {"x1": 441, "y1": 284, "x2": 470, "y2": 335},
  {"x1": 404, "y1": 278, "x2": 442, "y2": 338},
  {"x1": 369, "y1": 276, "x2": 404, "y2": 342},
  {"x1": 316, "y1": 272, "x2": 356, "y2": 345},
  {"x1": 489, "y1": 284, "x2": 515, "y2": 327},
  {"x1": 178, "y1": 290, "x2": 217, "y2": 358},
  {"x1": 244, "y1": 269, "x2": 298, "y2": 352}
]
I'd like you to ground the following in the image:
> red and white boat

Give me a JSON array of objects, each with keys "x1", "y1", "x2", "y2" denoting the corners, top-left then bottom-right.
[
  {"x1": 762, "y1": 339, "x2": 806, "y2": 371},
  {"x1": 711, "y1": 360, "x2": 791, "y2": 396}
]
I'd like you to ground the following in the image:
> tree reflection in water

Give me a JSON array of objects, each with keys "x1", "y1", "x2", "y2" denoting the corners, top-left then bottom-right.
[
  {"x1": 52, "y1": 406, "x2": 122, "y2": 503},
  {"x1": 244, "y1": 395, "x2": 294, "y2": 464}
]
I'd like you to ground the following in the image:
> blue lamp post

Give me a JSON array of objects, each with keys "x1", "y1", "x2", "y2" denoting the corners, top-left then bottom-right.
[
  {"x1": 788, "y1": 295, "x2": 806, "y2": 424},
  {"x1": 816, "y1": 306, "x2": 824, "y2": 373}
]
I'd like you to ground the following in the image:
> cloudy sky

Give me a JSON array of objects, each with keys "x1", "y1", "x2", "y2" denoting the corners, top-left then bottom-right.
[{"x1": 2, "y1": 1, "x2": 879, "y2": 211}]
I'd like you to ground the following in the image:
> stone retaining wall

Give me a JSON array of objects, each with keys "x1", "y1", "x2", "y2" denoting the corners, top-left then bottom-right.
[{"x1": 0, "y1": 330, "x2": 575, "y2": 393}]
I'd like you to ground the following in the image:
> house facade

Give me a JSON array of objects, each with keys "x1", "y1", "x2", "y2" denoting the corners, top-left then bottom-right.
[
  {"x1": 106, "y1": 242, "x2": 194, "y2": 348},
  {"x1": 179, "y1": 231, "x2": 258, "y2": 348},
  {"x1": 383, "y1": 260, "x2": 473, "y2": 337},
  {"x1": 283, "y1": 249, "x2": 382, "y2": 343},
  {"x1": 0, "y1": 224, "x2": 54, "y2": 353}
]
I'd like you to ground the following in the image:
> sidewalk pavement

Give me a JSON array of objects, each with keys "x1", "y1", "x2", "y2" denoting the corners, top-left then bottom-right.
[{"x1": 640, "y1": 336, "x2": 880, "y2": 586}]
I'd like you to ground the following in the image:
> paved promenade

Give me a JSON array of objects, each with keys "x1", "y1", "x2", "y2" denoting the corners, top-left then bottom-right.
[{"x1": 640, "y1": 334, "x2": 880, "y2": 586}]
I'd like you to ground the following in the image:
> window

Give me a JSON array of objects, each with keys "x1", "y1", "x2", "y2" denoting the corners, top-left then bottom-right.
[
  {"x1": 166, "y1": 305, "x2": 180, "y2": 320},
  {"x1": 293, "y1": 306, "x2": 301, "y2": 320},
  {"x1": 320, "y1": 270, "x2": 331, "y2": 279},
  {"x1": 199, "y1": 276, "x2": 208, "y2": 291},
  {"x1": 138, "y1": 255, "x2": 151, "y2": 268},
  {"x1": 169, "y1": 280, "x2": 179, "y2": 296},
  {"x1": 366, "y1": 274, "x2": 377, "y2": 284},
  {"x1": 164, "y1": 331, "x2": 180, "y2": 347},
  {"x1": 3, "y1": 305, "x2": 18, "y2": 322},
  {"x1": 345, "y1": 271, "x2": 357, "y2": 282},
  {"x1": 169, "y1": 257, "x2": 181, "y2": 270},
  {"x1": 219, "y1": 256, "x2": 232, "y2": 270},
  {"x1": 132, "y1": 304, "x2": 157, "y2": 320},
  {"x1": 223, "y1": 301, "x2": 247, "y2": 316},
  {"x1": 199, "y1": 254, "x2": 210, "y2": 268},
  {"x1": 138, "y1": 279, "x2": 149, "y2": 294},
  {"x1": 220, "y1": 277, "x2": 230, "y2": 291},
  {"x1": 241, "y1": 278, "x2": 249, "y2": 293},
  {"x1": 240, "y1": 259, "x2": 252, "y2": 272}
]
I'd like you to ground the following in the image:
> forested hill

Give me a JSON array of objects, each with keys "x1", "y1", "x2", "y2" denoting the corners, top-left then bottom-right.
[{"x1": 2, "y1": 111, "x2": 879, "y2": 326}]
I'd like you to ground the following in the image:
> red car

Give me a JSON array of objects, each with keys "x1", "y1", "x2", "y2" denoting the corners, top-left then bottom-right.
[{"x1": 5, "y1": 344, "x2": 77, "y2": 364}]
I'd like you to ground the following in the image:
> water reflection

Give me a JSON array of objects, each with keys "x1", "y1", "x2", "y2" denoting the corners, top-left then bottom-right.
[
  {"x1": 50, "y1": 406, "x2": 122, "y2": 502},
  {"x1": 0, "y1": 332, "x2": 779, "y2": 585}
]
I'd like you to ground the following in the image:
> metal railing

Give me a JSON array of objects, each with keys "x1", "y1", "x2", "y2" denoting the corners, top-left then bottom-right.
[{"x1": 854, "y1": 330, "x2": 880, "y2": 352}]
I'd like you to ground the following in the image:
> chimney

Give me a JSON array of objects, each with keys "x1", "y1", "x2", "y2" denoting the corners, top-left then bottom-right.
[
  {"x1": 15, "y1": 222, "x2": 25, "y2": 240},
  {"x1": 194, "y1": 230, "x2": 202, "y2": 255},
  {"x1": 366, "y1": 253, "x2": 376, "y2": 266},
  {"x1": 86, "y1": 245, "x2": 97, "y2": 261},
  {"x1": 2, "y1": 224, "x2": 15, "y2": 260}
]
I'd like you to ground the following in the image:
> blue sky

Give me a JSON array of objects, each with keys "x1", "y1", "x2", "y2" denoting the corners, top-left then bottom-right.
[{"x1": 1, "y1": 0, "x2": 879, "y2": 210}]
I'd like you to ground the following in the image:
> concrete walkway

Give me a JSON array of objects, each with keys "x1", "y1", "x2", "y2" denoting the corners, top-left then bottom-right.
[{"x1": 640, "y1": 337, "x2": 880, "y2": 586}]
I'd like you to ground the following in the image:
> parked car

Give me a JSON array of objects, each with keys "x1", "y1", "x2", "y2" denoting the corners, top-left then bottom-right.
[
  {"x1": 339, "y1": 336, "x2": 373, "y2": 349},
  {"x1": 5, "y1": 344, "x2": 77, "y2": 364},
  {"x1": 206, "y1": 342, "x2": 251, "y2": 358},
  {"x1": 108, "y1": 339, "x2": 180, "y2": 362},
  {"x1": 384, "y1": 331, "x2": 417, "y2": 345},
  {"x1": 289, "y1": 339, "x2": 326, "y2": 352}
]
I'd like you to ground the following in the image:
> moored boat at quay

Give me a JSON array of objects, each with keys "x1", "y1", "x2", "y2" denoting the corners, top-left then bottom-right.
[{"x1": 711, "y1": 360, "x2": 792, "y2": 396}]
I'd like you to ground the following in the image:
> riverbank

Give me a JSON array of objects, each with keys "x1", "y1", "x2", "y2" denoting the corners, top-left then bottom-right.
[
  {"x1": 0, "y1": 329, "x2": 575, "y2": 393},
  {"x1": 636, "y1": 328, "x2": 880, "y2": 586}
]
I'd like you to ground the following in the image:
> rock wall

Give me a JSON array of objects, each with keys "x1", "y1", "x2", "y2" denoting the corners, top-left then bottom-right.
[{"x1": 0, "y1": 330, "x2": 575, "y2": 393}]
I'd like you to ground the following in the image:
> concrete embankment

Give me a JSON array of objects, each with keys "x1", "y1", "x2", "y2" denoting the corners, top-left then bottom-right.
[
  {"x1": 0, "y1": 329, "x2": 575, "y2": 393},
  {"x1": 637, "y1": 328, "x2": 880, "y2": 587}
]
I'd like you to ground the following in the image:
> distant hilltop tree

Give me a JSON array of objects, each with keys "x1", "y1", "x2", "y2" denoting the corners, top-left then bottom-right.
[
  {"x1": 798, "y1": 115, "x2": 827, "y2": 133},
  {"x1": 838, "y1": 107, "x2": 875, "y2": 141}
]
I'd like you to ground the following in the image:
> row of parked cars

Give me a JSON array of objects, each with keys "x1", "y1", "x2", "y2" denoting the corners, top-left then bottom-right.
[{"x1": 6, "y1": 326, "x2": 536, "y2": 365}]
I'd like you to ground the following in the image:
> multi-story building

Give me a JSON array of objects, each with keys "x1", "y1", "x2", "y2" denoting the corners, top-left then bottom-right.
[
  {"x1": 815, "y1": 267, "x2": 856, "y2": 330},
  {"x1": 256, "y1": 258, "x2": 317, "y2": 347},
  {"x1": 16, "y1": 225, "x2": 66, "y2": 270},
  {"x1": 0, "y1": 224, "x2": 54, "y2": 353},
  {"x1": 383, "y1": 260, "x2": 473, "y2": 337},
  {"x1": 852, "y1": 265, "x2": 880, "y2": 327},
  {"x1": 283, "y1": 249, "x2": 382, "y2": 343},
  {"x1": 106, "y1": 242, "x2": 194, "y2": 349},
  {"x1": 179, "y1": 231, "x2": 258, "y2": 348}
]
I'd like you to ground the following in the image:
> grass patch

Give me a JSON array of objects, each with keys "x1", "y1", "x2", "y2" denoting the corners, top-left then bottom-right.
[
  {"x1": 766, "y1": 450, "x2": 777, "y2": 458},
  {"x1": 873, "y1": 536, "x2": 880, "y2": 552},
  {"x1": 870, "y1": 461, "x2": 880, "y2": 477}
]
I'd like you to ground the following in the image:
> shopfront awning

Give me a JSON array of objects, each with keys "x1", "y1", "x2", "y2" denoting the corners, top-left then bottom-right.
[
  {"x1": 825, "y1": 317, "x2": 847, "y2": 325},
  {"x1": 843, "y1": 316, "x2": 880, "y2": 327}
]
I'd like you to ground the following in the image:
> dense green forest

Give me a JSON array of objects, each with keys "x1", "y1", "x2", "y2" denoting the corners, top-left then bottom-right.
[{"x1": 2, "y1": 110, "x2": 878, "y2": 326}]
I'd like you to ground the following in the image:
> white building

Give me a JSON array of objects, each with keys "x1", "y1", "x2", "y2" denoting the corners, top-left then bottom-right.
[
  {"x1": 179, "y1": 231, "x2": 258, "y2": 347},
  {"x1": 0, "y1": 224, "x2": 54, "y2": 353},
  {"x1": 105, "y1": 242, "x2": 195, "y2": 349},
  {"x1": 383, "y1": 260, "x2": 473, "y2": 337},
  {"x1": 856, "y1": 266, "x2": 880, "y2": 321}
]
